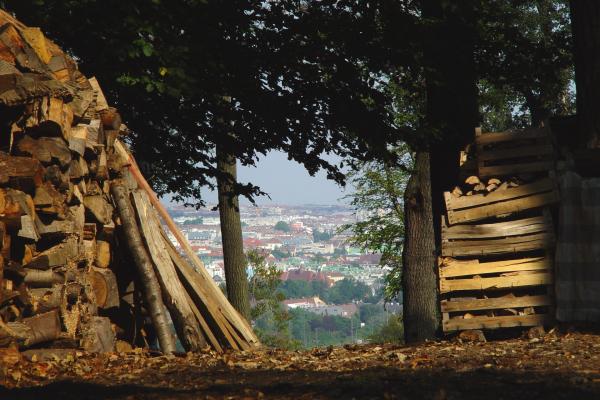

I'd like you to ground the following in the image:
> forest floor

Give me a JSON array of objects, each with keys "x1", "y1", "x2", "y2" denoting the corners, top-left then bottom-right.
[{"x1": 2, "y1": 329, "x2": 600, "y2": 399}]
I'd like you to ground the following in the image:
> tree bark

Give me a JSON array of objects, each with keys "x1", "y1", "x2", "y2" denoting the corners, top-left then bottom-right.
[
  {"x1": 570, "y1": 0, "x2": 600, "y2": 148},
  {"x1": 216, "y1": 144, "x2": 250, "y2": 321},
  {"x1": 111, "y1": 180, "x2": 177, "y2": 354},
  {"x1": 423, "y1": 0, "x2": 479, "y2": 246},
  {"x1": 402, "y1": 152, "x2": 439, "y2": 343}
]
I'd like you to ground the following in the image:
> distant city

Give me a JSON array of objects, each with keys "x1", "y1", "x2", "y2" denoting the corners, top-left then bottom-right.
[{"x1": 165, "y1": 203, "x2": 392, "y2": 320}]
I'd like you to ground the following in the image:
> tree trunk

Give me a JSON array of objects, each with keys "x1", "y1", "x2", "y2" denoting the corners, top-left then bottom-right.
[
  {"x1": 570, "y1": 0, "x2": 600, "y2": 148},
  {"x1": 216, "y1": 144, "x2": 250, "y2": 321},
  {"x1": 111, "y1": 180, "x2": 177, "y2": 354},
  {"x1": 423, "y1": 0, "x2": 479, "y2": 245},
  {"x1": 402, "y1": 152, "x2": 439, "y2": 343}
]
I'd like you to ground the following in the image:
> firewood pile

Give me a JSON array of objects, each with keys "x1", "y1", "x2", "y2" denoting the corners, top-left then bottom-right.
[
  {"x1": 0, "y1": 11, "x2": 258, "y2": 354},
  {"x1": 439, "y1": 125, "x2": 560, "y2": 333}
]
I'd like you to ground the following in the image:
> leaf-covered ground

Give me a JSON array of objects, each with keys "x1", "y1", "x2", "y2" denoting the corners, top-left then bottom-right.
[{"x1": 2, "y1": 330, "x2": 600, "y2": 399}]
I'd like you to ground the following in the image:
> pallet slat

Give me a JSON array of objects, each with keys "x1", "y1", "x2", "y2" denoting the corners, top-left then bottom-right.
[
  {"x1": 447, "y1": 191, "x2": 558, "y2": 225},
  {"x1": 439, "y1": 257, "x2": 551, "y2": 278},
  {"x1": 441, "y1": 295, "x2": 551, "y2": 312},
  {"x1": 478, "y1": 143, "x2": 554, "y2": 162},
  {"x1": 475, "y1": 127, "x2": 549, "y2": 146},
  {"x1": 439, "y1": 272, "x2": 553, "y2": 293},
  {"x1": 442, "y1": 215, "x2": 551, "y2": 240},
  {"x1": 443, "y1": 313, "x2": 551, "y2": 332},
  {"x1": 478, "y1": 161, "x2": 555, "y2": 179}
]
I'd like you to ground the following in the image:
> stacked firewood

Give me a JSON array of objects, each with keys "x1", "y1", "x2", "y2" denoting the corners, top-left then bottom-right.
[
  {"x1": 0, "y1": 10, "x2": 258, "y2": 354},
  {"x1": 439, "y1": 125, "x2": 560, "y2": 334}
]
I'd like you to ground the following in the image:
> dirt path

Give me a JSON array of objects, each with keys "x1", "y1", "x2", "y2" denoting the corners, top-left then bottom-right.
[{"x1": 2, "y1": 331, "x2": 600, "y2": 399}]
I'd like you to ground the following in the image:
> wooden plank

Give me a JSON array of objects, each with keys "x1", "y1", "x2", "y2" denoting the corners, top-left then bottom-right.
[
  {"x1": 478, "y1": 143, "x2": 554, "y2": 162},
  {"x1": 132, "y1": 190, "x2": 206, "y2": 352},
  {"x1": 439, "y1": 272, "x2": 553, "y2": 293},
  {"x1": 443, "y1": 313, "x2": 551, "y2": 332},
  {"x1": 475, "y1": 127, "x2": 549, "y2": 146},
  {"x1": 478, "y1": 160, "x2": 555, "y2": 178},
  {"x1": 445, "y1": 178, "x2": 554, "y2": 211},
  {"x1": 442, "y1": 232, "x2": 554, "y2": 257},
  {"x1": 442, "y1": 215, "x2": 550, "y2": 240},
  {"x1": 439, "y1": 257, "x2": 551, "y2": 278},
  {"x1": 441, "y1": 295, "x2": 551, "y2": 312},
  {"x1": 446, "y1": 190, "x2": 559, "y2": 225}
]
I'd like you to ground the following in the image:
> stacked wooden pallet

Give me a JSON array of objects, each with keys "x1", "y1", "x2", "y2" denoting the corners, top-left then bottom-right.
[{"x1": 440, "y1": 126, "x2": 559, "y2": 333}]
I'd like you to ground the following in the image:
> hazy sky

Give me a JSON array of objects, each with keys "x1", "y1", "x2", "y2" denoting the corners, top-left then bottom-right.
[{"x1": 200, "y1": 151, "x2": 351, "y2": 205}]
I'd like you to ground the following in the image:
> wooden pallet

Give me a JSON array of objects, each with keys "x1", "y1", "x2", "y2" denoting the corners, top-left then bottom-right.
[
  {"x1": 443, "y1": 313, "x2": 552, "y2": 332},
  {"x1": 443, "y1": 177, "x2": 559, "y2": 225},
  {"x1": 475, "y1": 126, "x2": 555, "y2": 178},
  {"x1": 439, "y1": 256, "x2": 554, "y2": 294},
  {"x1": 441, "y1": 213, "x2": 555, "y2": 257}
]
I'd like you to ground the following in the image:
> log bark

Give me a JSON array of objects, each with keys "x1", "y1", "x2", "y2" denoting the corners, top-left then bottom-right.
[
  {"x1": 110, "y1": 180, "x2": 176, "y2": 354},
  {"x1": 0, "y1": 309, "x2": 61, "y2": 348},
  {"x1": 87, "y1": 267, "x2": 119, "y2": 309},
  {"x1": 402, "y1": 152, "x2": 439, "y2": 343},
  {"x1": 216, "y1": 144, "x2": 250, "y2": 320},
  {"x1": 132, "y1": 189, "x2": 206, "y2": 351}
]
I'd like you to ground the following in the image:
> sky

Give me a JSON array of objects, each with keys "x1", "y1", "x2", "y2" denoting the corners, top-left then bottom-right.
[{"x1": 200, "y1": 151, "x2": 351, "y2": 206}]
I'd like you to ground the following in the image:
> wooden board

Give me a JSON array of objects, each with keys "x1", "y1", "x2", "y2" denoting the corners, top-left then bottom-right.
[
  {"x1": 441, "y1": 295, "x2": 551, "y2": 313},
  {"x1": 439, "y1": 257, "x2": 551, "y2": 278},
  {"x1": 442, "y1": 233, "x2": 554, "y2": 257},
  {"x1": 444, "y1": 178, "x2": 559, "y2": 225},
  {"x1": 442, "y1": 215, "x2": 551, "y2": 240},
  {"x1": 443, "y1": 313, "x2": 551, "y2": 332},
  {"x1": 475, "y1": 127, "x2": 549, "y2": 146},
  {"x1": 478, "y1": 161, "x2": 555, "y2": 179},
  {"x1": 439, "y1": 272, "x2": 553, "y2": 293},
  {"x1": 478, "y1": 143, "x2": 554, "y2": 162}
]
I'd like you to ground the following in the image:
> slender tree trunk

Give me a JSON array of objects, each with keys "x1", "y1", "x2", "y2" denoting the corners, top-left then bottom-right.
[
  {"x1": 111, "y1": 181, "x2": 177, "y2": 354},
  {"x1": 216, "y1": 144, "x2": 250, "y2": 321},
  {"x1": 570, "y1": 0, "x2": 600, "y2": 148},
  {"x1": 402, "y1": 152, "x2": 438, "y2": 343}
]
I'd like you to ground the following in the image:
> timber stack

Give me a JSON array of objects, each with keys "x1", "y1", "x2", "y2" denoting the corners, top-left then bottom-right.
[
  {"x1": 440, "y1": 124, "x2": 559, "y2": 333},
  {"x1": 0, "y1": 10, "x2": 258, "y2": 355}
]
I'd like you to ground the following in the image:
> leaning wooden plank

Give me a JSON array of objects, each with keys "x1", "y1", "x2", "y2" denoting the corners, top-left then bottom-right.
[
  {"x1": 132, "y1": 189, "x2": 206, "y2": 352},
  {"x1": 110, "y1": 180, "x2": 176, "y2": 355},
  {"x1": 183, "y1": 288, "x2": 221, "y2": 352},
  {"x1": 439, "y1": 257, "x2": 551, "y2": 278},
  {"x1": 478, "y1": 143, "x2": 554, "y2": 162},
  {"x1": 118, "y1": 140, "x2": 259, "y2": 347},
  {"x1": 442, "y1": 215, "x2": 550, "y2": 240},
  {"x1": 439, "y1": 272, "x2": 553, "y2": 293},
  {"x1": 446, "y1": 191, "x2": 559, "y2": 225},
  {"x1": 163, "y1": 232, "x2": 241, "y2": 351},
  {"x1": 479, "y1": 161, "x2": 555, "y2": 178},
  {"x1": 441, "y1": 295, "x2": 552, "y2": 312},
  {"x1": 475, "y1": 127, "x2": 549, "y2": 146},
  {"x1": 443, "y1": 313, "x2": 551, "y2": 332}
]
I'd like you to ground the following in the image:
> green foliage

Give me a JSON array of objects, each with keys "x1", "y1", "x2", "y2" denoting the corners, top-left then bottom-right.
[
  {"x1": 327, "y1": 278, "x2": 371, "y2": 305},
  {"x1": 342, "y1": 147, "x2": 411, "y2": 301},
  {"x1": 274, "y1": 221, "x2": 291, "y2": 233},
  {"x1": 247, "y1": 250, "x2": 297, "y2": 349},
  {"x1": 182, "y1": 217, "x2": 204, "y2": 226},
  {"x1": 278, "y1": 280, "x2": 328, "y2": 301},
  {"x1": 288, "y1": 308, "x2": 362, "y2": 348},
  {"x1": 312, "y1": 254, "x2": 327, "y2": 264},
  {"x1": 368, "y1": 315, "x2": 404, "y2": 345},
  {"x1": 312, "y1": 230, "x2": 333, "y2": 242},
  {"x1": 271, "y1": 249, "x2": 291, "y2": 260}
]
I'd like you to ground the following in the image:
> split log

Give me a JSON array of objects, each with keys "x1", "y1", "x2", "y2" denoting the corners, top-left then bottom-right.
[
  {"x1": 34, "y1": 182, "x2": 66, "y2": 218},
  {"x1": 83, "y1": 195, "x2": 113, "y2": 225},
  {"x1": 44, "y1": 165, "x2": 70, "y2": 192},
  {"x1": 100, "y1": 107, "x2": 122, "y2": 130},
  {"x1": 110, "y1": 180, "x2": 176, "y2": 354},
  {"x1": 87, "y1": 267, "x2": 119, "y2": 309},
  {"x1": 133, "y1": 189, "x2": 206, "y2": 351},
  {"x1": 24, "y1": 97, "x2": 74, "y2": 140},
  {"x1": 68, "y1": 125, "x2": 88, "y2": 156},
  {"x1": 0, "y1": 152, "x2": 43, "y2": 189},
  {"x1": 25, "y1": 237, "x2": 80, "y2": 270},
  {"x1": 16, "y1": 135, "x2": 71, "y2": 168},
  {"x1": 80, "y1": 316, "x2": 115, "y2": 353},
  {"x1": 95, "y1": 240, "x2": 111, "y2": 268},
  {"x1": 88, "y1": 77, "x2": 109, "y2": 112},
  {"x1": 0, "y1": 309, "x2": 61, "y2": 348},
  {"x1": 23, "y1": 269, "x2": 64, "y2": 287},
  {"x1": 465, "y1": 176, "x2": 480, "y2": 185}
]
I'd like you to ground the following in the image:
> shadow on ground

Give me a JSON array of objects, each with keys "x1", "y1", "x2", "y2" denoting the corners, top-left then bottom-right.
[{"x1": 1, "y1": 366, "x2": 599, "y2": 400}]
